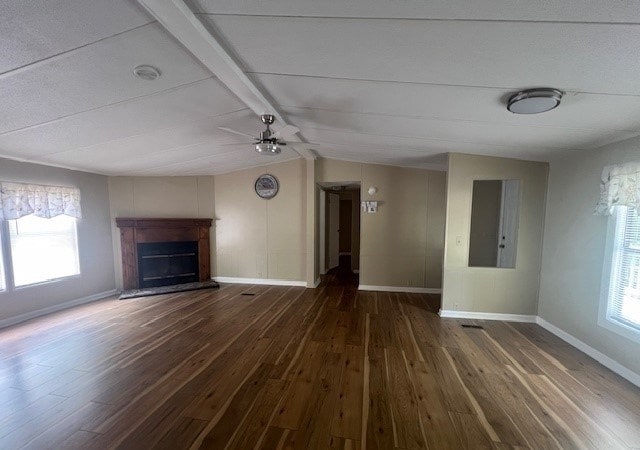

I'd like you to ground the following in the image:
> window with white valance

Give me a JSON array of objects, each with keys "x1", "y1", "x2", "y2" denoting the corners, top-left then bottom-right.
[
  {"x1": 595, "y1": 161, "x2": 640, "y2": 215},
  {"x1": 598, "y1": 161, "x2": 640, "y2": 342},
  {"x1": 0, "y1": 182, "x2": 82, "y2": 290},
  {"x1": 0, "y1": 182, "x2": 82, "y2": 220}
]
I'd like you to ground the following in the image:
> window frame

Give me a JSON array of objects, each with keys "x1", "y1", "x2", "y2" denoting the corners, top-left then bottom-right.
[
  {"x1": 0, "y1": 221, "x2": 9, "y2": 293},
  {"x1": 0, "y1": 214, "x2": 81, "y2": 291},
  {"x1": 598, "y1": 205, "x2": 640, "y2": 344}
]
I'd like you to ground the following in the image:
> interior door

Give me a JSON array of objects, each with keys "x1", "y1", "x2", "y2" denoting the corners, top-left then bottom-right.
[
  {"x1": 497, "y1": 180, "x2": 520, "y2": 268},
  {"x1": 328, "y1": 193, "x2": 340, "y2": 270}
]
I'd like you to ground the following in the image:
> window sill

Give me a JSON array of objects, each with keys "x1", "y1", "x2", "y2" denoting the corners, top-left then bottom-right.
[
  {"x1": 13, "y1": 273, "x2": 82, "y2": 291},
  {"x1": 598, "y1": 315, "x2": 640, "y2": 345}
]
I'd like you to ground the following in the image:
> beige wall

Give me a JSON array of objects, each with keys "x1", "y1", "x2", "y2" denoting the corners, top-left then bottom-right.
[
  {"x1": 108, "y1": 157, "x2": 445, "y2": 290},
  {"x1": 442, "y1": 153, "x2": 548, "y2": 314},
  {"x1": 317, "y1": 158, "x2": 446, "y2": 289},
  {"x1": 308, "y1": 159, "x2": 318, "y2": 286},
  {"x1": 426, "y1": 171, "x2": 447, "y2": 288},
  {"x1": 214, "y1": 159, "x2": 306, "y2": 281},
  {"x1": 539, "y1": 136, "x2": 640, "y2": 375},
  {"x1": 0, "y1": 158, "x2": 115, "y2": 323},
  {"x1": 108, "y1": 176, "x2": 215, "y2": 290}
]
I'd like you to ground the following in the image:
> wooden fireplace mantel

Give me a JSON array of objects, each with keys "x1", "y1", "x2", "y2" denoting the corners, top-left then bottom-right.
[{"x1": 116, "y1": 217, "x2": 213, "y2": 290}]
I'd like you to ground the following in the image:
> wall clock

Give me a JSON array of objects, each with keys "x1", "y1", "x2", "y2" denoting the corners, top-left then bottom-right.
[{"x1": 255, "y1": 174, "x2": 279, "y2": 199}]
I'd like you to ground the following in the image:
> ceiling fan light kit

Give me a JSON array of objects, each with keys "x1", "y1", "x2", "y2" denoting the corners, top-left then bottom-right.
[
  {"x1": 219, "y1": 114, "x2": 298, "y2": 155},
  {"x1": 507, "y1": 88, "x2": 563, "y2": 114},
  {"x1": 255, "y1": 142, "x2": 281, "y2": 154}
]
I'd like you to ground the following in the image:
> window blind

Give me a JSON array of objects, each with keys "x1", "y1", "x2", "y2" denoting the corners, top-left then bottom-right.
[{"x1": 608, "y1": 206, "x2": 640, "y2": 330}]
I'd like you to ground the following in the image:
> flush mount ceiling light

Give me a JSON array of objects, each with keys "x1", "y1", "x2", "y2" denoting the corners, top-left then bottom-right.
[
  {"x1": 507, "y1": 88, "x2": 563, "y2": 114},
  {"x1": 133, "y1": 65, "x2": 161, "y2": 81},
  {"x1": 255, "y1": 142, "x2": 281, "y2": 154}
]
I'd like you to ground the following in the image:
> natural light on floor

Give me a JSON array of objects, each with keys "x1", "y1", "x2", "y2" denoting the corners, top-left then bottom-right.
[{"x1": 8, "y1": 214, "x2": 80, "y2": 287}]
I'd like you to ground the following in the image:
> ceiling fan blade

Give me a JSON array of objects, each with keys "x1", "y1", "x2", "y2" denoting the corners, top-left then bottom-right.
[
  {"x1": 272, "y1": 125, "x2": 299, "y2": 139},
  {"x1": 218, "y1": 127, "x2": 256, "y2": 139}
]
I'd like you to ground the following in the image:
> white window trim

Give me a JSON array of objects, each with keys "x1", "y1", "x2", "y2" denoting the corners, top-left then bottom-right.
[
  {"x1": 598, "y1": 206, "x2": 640, "y2": 344},
  {"x1": 0, "y1": 222, "x2": 7, "y2": 293}
]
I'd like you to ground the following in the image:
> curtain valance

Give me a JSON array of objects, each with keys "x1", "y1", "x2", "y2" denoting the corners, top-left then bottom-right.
[
  {"x1": 0, "y1": 182, "x2": 82, "y2": 220},
  {"x1": 595, "y1": 161, "x2": 640, "y2": 215}
]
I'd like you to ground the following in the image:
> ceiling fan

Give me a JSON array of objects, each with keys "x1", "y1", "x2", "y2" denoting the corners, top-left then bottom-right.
[{"x1": 219, "y1": 114, "x2": 299, "y2": 155}]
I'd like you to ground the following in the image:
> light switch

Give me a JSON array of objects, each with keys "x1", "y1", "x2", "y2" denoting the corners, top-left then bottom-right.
[{"x1": 455, "y1": 236, "x2": 463, "y2": 246}]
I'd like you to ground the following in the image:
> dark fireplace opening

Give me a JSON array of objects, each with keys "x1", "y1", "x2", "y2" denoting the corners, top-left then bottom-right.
[{"x1": 137, "y1": 241, "x2": 199, "y2": 288}]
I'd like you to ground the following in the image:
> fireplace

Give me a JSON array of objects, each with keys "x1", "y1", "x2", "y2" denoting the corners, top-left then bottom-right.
[
  {"x1": 116, "y1": 218, "x2": 213, "y2": 290},
  {"x1": 137, "y1": 241, "x2": 199, "y2": 288}
]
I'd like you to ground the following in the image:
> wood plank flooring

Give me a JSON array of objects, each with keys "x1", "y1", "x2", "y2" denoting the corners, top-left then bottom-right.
[{"x1": 1, "y1": 267, "x2": 640, "y2": 449}]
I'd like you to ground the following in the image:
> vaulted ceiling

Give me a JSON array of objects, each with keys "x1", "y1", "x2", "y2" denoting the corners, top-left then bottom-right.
[{"x1": 1, "y1": 0, "x2": 640, "y2": 175}]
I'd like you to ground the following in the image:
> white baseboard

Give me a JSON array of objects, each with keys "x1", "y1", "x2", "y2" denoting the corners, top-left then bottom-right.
[
  {"x1": 0, "y1": 289, "x2": 117, "y2": 330},
  {"x1": 438, "y1": 310, "x2": 537, "y2": 323},
  {"x1": 213, "y1": 277, "x2": 306, "y2": 287},
  {"x1": 536, "y1": 317, "x2": 640, "y2": 388},
  {"x1": 311, "y1": 278, "x2": 321, "y2": 288},
  {"x1": 358, "y1": 285, "x2": 442, "y2": 294}
]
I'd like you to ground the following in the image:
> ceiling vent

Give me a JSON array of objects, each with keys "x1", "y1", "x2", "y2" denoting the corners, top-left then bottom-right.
[{"x1": 133, "y1": 65, "x2": 161, "y2": 81}]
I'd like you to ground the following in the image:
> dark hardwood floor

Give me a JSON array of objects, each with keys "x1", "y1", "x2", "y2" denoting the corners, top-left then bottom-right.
[{"x1": 1, "y1": 263, "x2": 640, "y2": 449}]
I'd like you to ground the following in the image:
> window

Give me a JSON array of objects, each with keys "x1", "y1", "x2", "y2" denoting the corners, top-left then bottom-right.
[
  {"x1": 8, "y1": 215, "x2": 80, "y2": 287},
  {"x1": 0, "y1": 231, "x2": 5, "y2": 291},
  {"x1": 600, "y1": 205, "x2": 640, "y2": 341}
]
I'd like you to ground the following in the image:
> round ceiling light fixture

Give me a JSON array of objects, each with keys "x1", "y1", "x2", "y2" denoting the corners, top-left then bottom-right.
[
  {"x1": 133, "y1": 65, "x2": 161, "y2": 81},
  {"x1": 507, "y1": 88, "x2": 563, "y2": 114}
]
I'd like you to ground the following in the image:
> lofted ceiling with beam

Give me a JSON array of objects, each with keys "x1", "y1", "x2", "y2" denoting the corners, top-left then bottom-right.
[{"x1": 1, "y1": 0, "x2": 640, "y2": 175}]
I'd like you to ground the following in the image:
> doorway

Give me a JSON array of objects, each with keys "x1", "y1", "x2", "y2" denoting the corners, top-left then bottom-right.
[{"x1": 319, "y1": 184, "x2": 361, "y2": 278}]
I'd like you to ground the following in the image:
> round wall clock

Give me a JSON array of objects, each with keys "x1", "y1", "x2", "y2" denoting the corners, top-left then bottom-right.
[{"x1": 255, "y1": 174, "x2": 279, "y2": 199}]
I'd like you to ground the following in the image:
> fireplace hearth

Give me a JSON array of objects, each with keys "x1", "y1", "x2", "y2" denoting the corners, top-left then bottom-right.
[{"x1": 116, "y1": 218, "x2": 213, "y2": 291}]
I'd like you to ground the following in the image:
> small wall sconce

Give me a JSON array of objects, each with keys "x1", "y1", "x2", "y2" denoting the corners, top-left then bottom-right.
[
  {"x1": 361, "y1": 200, "x2": 378, "y2": 213},
  {"x1": 367, "y1": 186, "x2": 378, "y2": 196}
]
